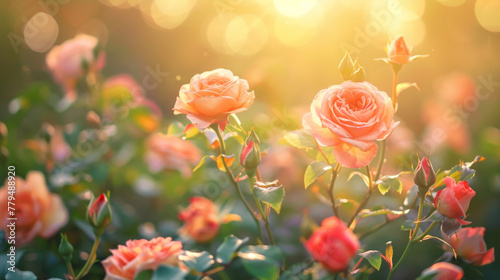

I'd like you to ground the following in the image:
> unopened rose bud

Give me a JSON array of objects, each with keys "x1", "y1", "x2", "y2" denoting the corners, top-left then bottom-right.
[
  {"x1": 86, "y1": 111, "x2": 101, "y2": 128},
  {"x1": 351, "y1": 66, "x2": 366, "y2": 82},
  {"x1": 338, "y1": 51, "x2": 354, "y2": 81},
  {"x1": 388, "y1": 36, "x2": 410, "y2": 65},
  {"x1": 241, "y1": 129, "x2": 261, "y2": 177},
  {"x1": 87, "y1": 193, "x2": 112, "y2": 232},
  {"x1": 414, "y1": 157, "x2": 436, "y2": 190},
  {"x1": 59, "y1": 233, "x2": 74, "y2": 262}
]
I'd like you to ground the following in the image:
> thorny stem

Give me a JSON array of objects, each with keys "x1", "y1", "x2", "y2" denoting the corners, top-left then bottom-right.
[
  {"x1": 213, "y1": 125, "x2": 262, "y2": 240},
  {"x1": 326, "y1": 163, "x2": 341, "y2": 217}
]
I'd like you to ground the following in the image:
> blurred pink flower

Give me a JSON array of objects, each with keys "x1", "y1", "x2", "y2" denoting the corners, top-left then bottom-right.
[
  {"x1": 437, "y1": 72, "x2": 477, "y2": 106},
  {"x1": 50, "y1": 127, "x2": 71, "y2": 163},
  {"x1": 46, "y1": 34, "x2": 105, "y2": 102},
  {"x1": 178, "y1": 197, "x2": 220, "y2": 243},
  {"x1": 144, "y1": 133, "x2": 201, "y2": 178},
  {"x1": 442, "y1": 227, "x2": 495, "y2": 266},
  {"x1": 259, "y1": 145, "x2": 309, "y2": 188},
  {"x1": 420, "y1": 262, "x2": 463, "y2": 280},
  {"x1": 0, "y1": 171, "x2": 68, "y2": 246},
  {"x1": 102, "y1": 237, "x2": 183, "y2": 280},
  {"x1": 303, "y1": 81, "x2": 398, "y2": 168},
  {"x1": 173, "y1": 69, "x2": 255, "y2": 130}
]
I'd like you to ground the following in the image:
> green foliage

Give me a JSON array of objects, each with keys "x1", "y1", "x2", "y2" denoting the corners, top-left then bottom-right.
[
  {"x1": 216, "y1": 235, "x2": 249, "y2": 264},
  {"x1": 359, "y1": 250, "x2": 382, "y2": 271},
  {"x1": 253, "y1": 185, "x2": 285, "y2": 214},
  {"x1": 304, "y1": 161, "x2": 332, "y2": 189},
  {"x1": 376, "y1": 174, "x2": 405, "y2": 195},
  {"x1": 401, "y1": 220, "x2": 416, "y2": 231},
  {"x1": 152, "y1": 265, "x2": 189, "y2": 280},
  {"x1": 5, "y1": 270, "x2": 37, "y2": 280},
  {"x1": 179, "y1": 251, "x2": 214, "y2": 273},
  {"x1": 284, "y1": 130, "x2": 317, "y2": 150},
  {"x1": 239, "y1": 245, "x2": 283, "y2": 280}
]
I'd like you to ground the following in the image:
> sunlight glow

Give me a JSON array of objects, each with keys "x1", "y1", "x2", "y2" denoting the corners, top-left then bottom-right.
[{"x1": 273, "y1": 0, "x2": 317, "y2": 18}]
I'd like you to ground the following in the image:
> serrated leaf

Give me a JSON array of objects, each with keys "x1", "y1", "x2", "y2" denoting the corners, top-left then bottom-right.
[
  {"x1": 152, "y1": 265, "x2": 189, "y2": 280},
  {"x1": 396, "y1": 82, "x2": 419, "y2": 96},
  {"x1": 284, "y1": 130, "x2": 317, "y2": 150},
  {"x1": 304, "y1": 161, "x2": 332, "y2": 189},
  {"x1": 376, "y1": 175, "x2": 402, "y2": 195},
  {"x1": 253, "y1": 185, "x2": 285, "y2": 214},
  {"x1": 193, "y1": 155, "x2": 209, "y2": 172},
  {"x1": 401, "y1": 220, "x2": 416, "y2": 231},
  {"x1": 216, "y1": 235, "x2": 249, "y2": 264},
  {"x1": 179, "y1": 251, "x2": 214, "y2": 272},
  {"x1": 238, "y1": 245, "x2": 283, "y2": 280},
  {"x1": 347, "y1": 171, "x2": 370, "y2": 188},
  {"x1": 359, "y1": 250, "x2": 382, "y2": 270}
]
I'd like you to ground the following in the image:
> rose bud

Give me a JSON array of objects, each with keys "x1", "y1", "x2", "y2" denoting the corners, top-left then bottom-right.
[
  {"x1": 414, "y1": 157, "x2": 436, "y2": 191},
  {"x1": 87, "y1": 193, "x2": 112, "y2": 232},
  {"x1": 178, "y1": 197, "x2": 220, "y2": 243},
  {"x1": 305, "y1": 217, "x2": 360, "y2": 273},
  {"x1": 442, "y1": 227, "x2": 495, "y2": 266},
  {"x1": 387, "y1": 36, "x2": 410, "y2": 65},
  {"x1": 419, "y1": 262, "x2": 463, "y2": 280},
  {"x1": 433, "y1": 177, "x2": 475, "y2": 225},
  {"x1": 0, "y1": 122, "x2": 7, "y2": 145},
  {"x1": 58, "y1": 233, "x2": 74, "y2": 262},
  {"x1": 338, "y1": 51, "x2": 354, "y2": 81},
  {"x1": 240, "y1": 129, "x2": 261, "y2": 178}
]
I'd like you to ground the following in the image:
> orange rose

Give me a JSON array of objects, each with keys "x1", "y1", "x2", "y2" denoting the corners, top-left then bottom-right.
[
  {"x1": 442, "y1": 227, "x2": 495, "y2": 266},
  {"x1": 102, "y1": 237, "x2": 183, "y2": 280},
  {"x1": 173, "y1": 69, "x2": 255, "y2": 130},
  {"x1": 420, "y1": 262, "x2": 463, "y2": 280},
  {"x1": 46, "y1": 34, "x2": 105, "y2": 102},
  {"x1": 144, "y1": 133, "x2": 201, "y2": 178},
  {"x1": 387, "y1": 36, "x2": 410, "y2": 65},
  {"x1": 0, "y1": 171, "x2": 68, "y2": 246},
  {"x1": 178, "y1": 197, "x2": 220, "y2": 243},
  {"x1": 305, "y1": 217, "x2": 360, "y2": 272},
  {"x1": 303, "y1": 81, "x2": 397, "y2": 168}
]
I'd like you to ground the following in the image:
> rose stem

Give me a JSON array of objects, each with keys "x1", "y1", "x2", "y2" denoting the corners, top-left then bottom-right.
[
  {"x1": 213, "y1": 125, "x2": 263, "y2": 240},
  {"x1": 75, "y1": 233, "x2": 102, "y2": 280},
  {"x1": 254, "y1": 168, "x2": 275, "y2": 245},
  {"x1": 327, "y1": 163, "x2": 342, "y2": 217}
]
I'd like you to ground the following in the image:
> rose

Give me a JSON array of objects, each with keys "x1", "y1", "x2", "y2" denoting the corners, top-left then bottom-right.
[
  {"x1": 46, "y1": 34, "x2": 105, "y2": 102},
  {"x1": 173, "y1": 68, "x2": 255, "y2": 130},
  {"x1": 414, "y1": 156, "x2": 436, "y2": 189},
  {"x1": 433, "y1": 177, "x2": 475, "y2": 224},
  {"x1": 50, "y1": 126, "x2": 71, "y2": 163},
  {"x1": 0, "y1": 171, "x2": 68, "y2": 246},
  {"x1": 442, "y1": 227, "x2": 495, "y2": 266},
  {"x1": 87, "y1": 193, "x2": 112, "y2": 231},
  {"x1": 420, "y1": 262, "x2": 463, "y2": 280},
  {"x1": 305, "y1": 217, "x2": 360, "y2": 272},
  {"x1": 144, "y1": 133, "x2": 201, "y2": 178},
  {"x1": 302, "y1": 81, "x2": 397, "y2": 168},
  {"x1": 178, "y1": 197, "x2": 221, "y2": 243},
  {"x1": 102, "y1": 237, "x2": 183, "y2": 280},
  {"x1": 387, "y1": 36, "x2": 410, "y2": 65}
]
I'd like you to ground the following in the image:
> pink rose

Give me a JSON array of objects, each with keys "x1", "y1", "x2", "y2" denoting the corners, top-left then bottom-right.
[
  {"x1": 387, "y1": 36, "x2": 410, "y2": 65},
  {"x1": 0, "y1": 171, "x2": 68, "y2": 246},
  {"x1": 144, "y1": 133, "x2": 201, "y2": 178},
  {"x1": 305, "y1": 217, "x2": 360, "y2": 272},
  {"x1": 46, "y1": 34, "x2": 105, "y2": 101},
  {"x1": 303, "y1": 81, "x2": 397, "y2": 168},
  {"x1": 173, "y1": 69, "x2": 255, "y2": 130},
  {"x1": 433, "y1": 177, "x2": 475, "y2": 224},
  {"x1": 420, "y1": 262, "x2": 463, "y2": 280},
  {"x1": 102, "y1": 237, "x2": 184, "y2": 280},
  {"x1": 442, "y1": 227, "x2": 495, "y2": 266},
  {"x1": 178, "y1": 197, "x2": 220, "y2": 243},
  {"x1": 50, "y1": 126, "x2": 71, "y2": 163}
]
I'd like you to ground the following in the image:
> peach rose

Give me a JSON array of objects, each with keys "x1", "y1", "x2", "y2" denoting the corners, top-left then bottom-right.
[
  {"x1": 50, "y1": 127, "x2": 71, "y2": 163},
  {"x1": 46, "y1": 34, "x2": 105, "y2": 102},
  {"x1": 387, "y1": 36, "x2": 410, "y2": 65},
  {"x1": 442, "y1": 227, "x2": 495, "y2": 266},
  {"x1": 420, "y1": 262, "x2": 463, "y2": 280},
  {"x1": 303, "y1": 81, "x2": 397, "y2": 168},
  {"x1": 178, "y1": 197, "x2": 220, "y2": 243},
  {"x1": 144, "y1": 133, "x2": 201, "y2": 178},
  {"x1": 305, "y1": 216, "x2": 360, "y2": 272},
  {"x1": 173, "y1": 69, "x2": 255, "y2": 130},
  {"x1": 102, "y1": 237, "x2": 183, "y2": 280},
  {"x1": 433, "y1": 177, "x2": 475, "y2": 225},
  {"x1": 0, "y1": 171, "x2": 68, "y2": 246}
]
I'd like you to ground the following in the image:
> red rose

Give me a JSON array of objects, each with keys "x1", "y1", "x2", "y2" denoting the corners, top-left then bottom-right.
[
  {"x1": 305, "y1": 217, "x2": 359, "y2": 272},
  {"x1": 420, "y1": 262, "x2": 463, "y2": 280},
  {"x1": 433, "y1": 177, "x2": 475, "y2": 224}
]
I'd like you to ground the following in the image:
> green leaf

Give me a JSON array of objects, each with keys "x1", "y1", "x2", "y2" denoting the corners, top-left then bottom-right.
[
  {"x1": 238, "y1": 245, "x2": 283, "y2": 280},
  {"x1": 134, "y1": 270, "x2": 153, "y2": 280},
  {"x1": 166, "y1": 121, "x2": 185, "y2": 136},
  {"x1": 401, "y1": 220, "x2": 416, "y2": 231},
  {"x1": 216, "y1": 235, "x2": 249, "y2": 264},
  {"x1": 422, "y1": 211, "x2": 444, "y2": 222},
  {"x1": 284, "y1": 130, "x2": 317, "y2": 150},
  {"x1": 152, "y1": 265, "x2": 189, "y2": 280},
  {"x1": 304, "y1": 161, "x2": 332, "y2": 189},
  {"x1": 347, "y1": 171, "x2": 370, "y2": 188},
  {"x1": 179, "y1": 251, "x2": 214, "y2": 272},
  {"x1": 359, "y1": 250, "x2": 382, "y2": 270},
  {"x1": 396, "y1": 82, "x2": 419, "y2": 96},
  {"x1": 359, "y1": 209, "x2": 409, "y2": 220},
  {"x1": 193, "y1": 155, "x2": 209, "y2": 172},
  {"x1": 376, "y1": 175, "x2": 403, "y2": 195},
  {"x1": 6, "y1": 270, "x2": 37, "y2": 280},
  {"x1": 253, "y1": 185, "x2": 285, "y2": 214}
]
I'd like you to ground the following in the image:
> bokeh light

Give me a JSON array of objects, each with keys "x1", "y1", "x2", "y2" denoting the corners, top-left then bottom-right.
[
  {"x1": 274, "y1": 3, "x2": 324, "y2": 48},
  {"x1": 150, "y1": 0, "x2": 196, "y2": 29},
  {"x1": 436, "y1": 0, "x2": 466, "y2": 7},
  {"x1": 475, "y1": 0, "x2": 500, "y2": 32},
  {"x1": 23, "y1": 12, "x2": 59, "y2": 53},
  {"x1": 273, "y1": 0, "x2": 317, "y2": 18}
]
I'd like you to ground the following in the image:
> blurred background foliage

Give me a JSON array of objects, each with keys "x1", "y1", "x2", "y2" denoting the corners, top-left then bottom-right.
[{"x1": 0, "y1": 0, "x2": 500, "y2": 279}]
